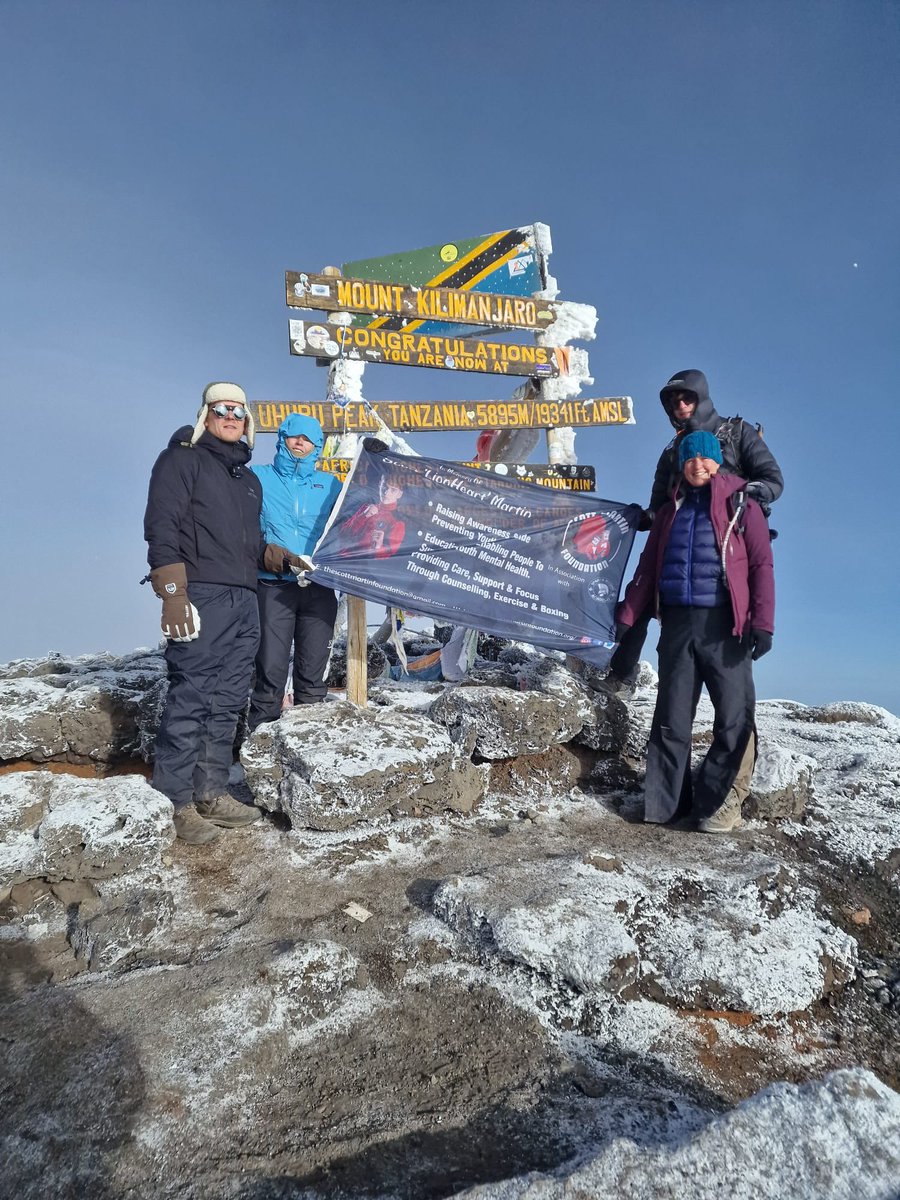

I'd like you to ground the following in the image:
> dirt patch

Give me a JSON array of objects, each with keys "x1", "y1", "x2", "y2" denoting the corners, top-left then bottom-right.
[{"x1": 0, "y1": 759, "x2": 152, "y2": 779}]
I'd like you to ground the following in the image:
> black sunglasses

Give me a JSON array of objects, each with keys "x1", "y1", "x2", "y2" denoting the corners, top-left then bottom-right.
[{"x1": 210, "y1": 403, "x2": 247, "y2": 420}]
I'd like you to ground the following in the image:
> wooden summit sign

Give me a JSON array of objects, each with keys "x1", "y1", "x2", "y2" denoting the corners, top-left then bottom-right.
[
  {"x1": 250, "y1": 397, "x2": 633, "y2": 435},
  {"x1": 316, "y1": 458, "x2": 597, "y2": 491},
  {"x1": 289, "y1": 319, "x2": 569, "y2": 378},
  {"x1": 286, "y1": 271, "x2": 560, "y2": 333}
]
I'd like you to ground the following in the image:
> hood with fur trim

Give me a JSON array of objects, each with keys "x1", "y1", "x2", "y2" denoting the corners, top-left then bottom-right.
[{"x1": 190, "y1": 382, "x2": 255, "y2": 449}]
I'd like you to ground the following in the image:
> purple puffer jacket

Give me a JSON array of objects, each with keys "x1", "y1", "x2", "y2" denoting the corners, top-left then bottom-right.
[{"x1": 617, "y1": 472, "x2": 774, "y2": 636}]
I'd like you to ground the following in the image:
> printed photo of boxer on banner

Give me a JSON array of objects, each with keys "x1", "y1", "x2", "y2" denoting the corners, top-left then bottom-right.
[{"x1": 308, "y1": 440, "x2": 641, "y2": 667}]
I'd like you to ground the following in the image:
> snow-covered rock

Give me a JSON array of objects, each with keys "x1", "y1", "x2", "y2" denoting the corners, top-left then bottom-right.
[
  {"x1": 452, "y1": 1069, "x2": 900, "y2": 1200},
  {"x1": 433, "y1": 848, "x2": 856, "y2": 1014},
  {"x1": 0, "y1": 772, "x2": 173, "y2": 888},
  {"x1": 242, "y1": 700, "x2": 488, "y2": 829},
  {"x1": 746, "y1": 744, "x2": 816, "y2": 820},
  {"x1": 0, "y1": 649, "x2": 166, "y2": 763},
  {"x1": 429, "y1": 677, "x2": 593, "y2": 760}
]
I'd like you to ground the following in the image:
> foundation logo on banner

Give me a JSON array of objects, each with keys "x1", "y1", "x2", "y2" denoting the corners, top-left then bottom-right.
[{"x1": 560, "y1": 510, "x2": 632, "y2": 573}]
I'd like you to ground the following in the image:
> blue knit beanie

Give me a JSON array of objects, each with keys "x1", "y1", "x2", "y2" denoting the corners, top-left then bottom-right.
[{"x1": 678, "y1": 430, "x2": 723, "y2": 467}]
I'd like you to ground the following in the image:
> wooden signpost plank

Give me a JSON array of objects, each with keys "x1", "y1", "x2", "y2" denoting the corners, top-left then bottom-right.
[
  {"x1": 342, "y1": 225, "x2": 548, "y2": 337},
  {"x1": 288, "y1": 319, "x2": 569, "y2": 378},
  {"x1": 250, "y1": 397, "x2": 634, "y2": 436},
  {"x1": 316, "y1": 458, "x2": 597, "y2": 492},
  {"x1": 286, "y1": 270, "x2": 561, "y2": 333}
]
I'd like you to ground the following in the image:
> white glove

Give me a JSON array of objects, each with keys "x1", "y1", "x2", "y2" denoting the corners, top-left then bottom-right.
[
  {"x1": 290, "y1": 555, "x2": 316, "y2": 589},
  {"x1": 164, "y1": 604, "x2": 202, "y2": 641},
  {"x1": 150, "y1": 564, "x2": 202, "y2": 642}
]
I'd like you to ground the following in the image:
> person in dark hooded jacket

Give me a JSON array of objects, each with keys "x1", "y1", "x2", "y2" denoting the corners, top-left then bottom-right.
[
  {"x1": 607, "y1": 369, "x2": 782, "y2": 693},
  {"x1": 247, "y1": 413, "x2": 342, "y2": 727},
  {"x1": 647, "y1": 369, "x2": 783, "y2": 518},
  {"x1": 144, "y1": 382, "x2": 267, "y2": 844}
]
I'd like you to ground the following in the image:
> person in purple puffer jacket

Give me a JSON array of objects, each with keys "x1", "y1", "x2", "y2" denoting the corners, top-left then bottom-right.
[{"x1": 615, "y1": 430, "x2": 775, "y2": 833}]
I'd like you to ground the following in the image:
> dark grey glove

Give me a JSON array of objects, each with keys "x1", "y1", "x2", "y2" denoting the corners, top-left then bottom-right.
[
  {"x1": 636, "y1": 508, "x2": 654, "y2": 532},
  {"x1": 263, "y1": 544, "x2": 304, "y2": 575},
  {"x1": 750, "y1": 629, "x2": 773, "y2": 660}
]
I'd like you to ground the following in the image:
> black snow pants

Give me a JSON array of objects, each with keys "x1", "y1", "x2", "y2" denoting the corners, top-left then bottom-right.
[
  {"x1": 152, "y1": 583, "x2": 260, "y2": 810},
  {"x1": 643, "y1": 604, "x2": 756, "y2": 824},
  {"x1": 248, "y1": 579, "x2": 338, "y2": 728}
]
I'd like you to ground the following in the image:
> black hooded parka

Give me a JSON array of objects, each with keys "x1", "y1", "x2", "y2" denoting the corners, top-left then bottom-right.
[{"x1": 648, "y1": 369, "x2": 784, "y2": 516}]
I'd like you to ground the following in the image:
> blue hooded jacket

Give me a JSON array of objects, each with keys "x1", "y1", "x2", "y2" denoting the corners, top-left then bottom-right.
[{"x1": 251, "y1": 414, "x2": 342, "y2": 579}]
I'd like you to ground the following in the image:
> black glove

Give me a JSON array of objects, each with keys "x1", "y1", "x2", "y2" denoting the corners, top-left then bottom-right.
[
  {"x1": 636, "y1": 508, "x2": 654, "y2": 532},
  {"x1": 615, "y1": 622, "x2": 629, "y2": 643},
  {"x1": 750, "y1": 629, "x2": 773, "y2": 660},
  {"x1": 263, "y1": 544, "x2": 304, "y2": 575},
  {"x1": 744, "y1": 482, "x2": 764, "y2": 500}
]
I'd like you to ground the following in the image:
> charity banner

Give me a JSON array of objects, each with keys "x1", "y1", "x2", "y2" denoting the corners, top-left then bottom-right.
[{"x1": 308, "y1": 440, "x2": 642, "y2": 667}]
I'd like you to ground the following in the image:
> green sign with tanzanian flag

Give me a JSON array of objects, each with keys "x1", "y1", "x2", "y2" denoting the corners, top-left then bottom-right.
[{"x1": 342, "y1": 225, "x2": 548, "y2": 338}]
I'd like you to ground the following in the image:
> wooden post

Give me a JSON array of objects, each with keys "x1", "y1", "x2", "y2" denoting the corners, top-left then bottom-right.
[
  {"x1": 322, "y1": 264, "x2": 368, "y2": 707},
  {"x1": 345, "y1": 593, "x2": 369, "y2": 706}
]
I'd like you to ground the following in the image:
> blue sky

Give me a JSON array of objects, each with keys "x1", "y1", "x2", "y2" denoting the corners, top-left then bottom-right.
[{"x1": 1, "y1": 1, "x2": 898, "y2": 711}]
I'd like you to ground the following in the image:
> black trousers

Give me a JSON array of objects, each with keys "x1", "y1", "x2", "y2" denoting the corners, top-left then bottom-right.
[
  {"x1": 644, "y1": 605, "x2": 756, "y2": 824},
  {"x1": 152, "y1": 584, "x2": 260, "y2": 810},
  {"x1": 248, "y1": 579, "x2": 338, "y2": 728}
]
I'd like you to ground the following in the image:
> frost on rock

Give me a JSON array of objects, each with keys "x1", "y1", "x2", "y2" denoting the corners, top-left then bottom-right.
[
  {"x1": 755, "y1": 698, "x2": 900, "y2": 868},
  {"x1": 0, "y1": 772, "x2": 173, "y2": 888},
  {"x1": 452, "y1": 1069, "x2": 900, "y2": 1200},
  {"x1": 429, "y1": 681, "x2": 593, "y2": 760},
  {"x1": 433, "y1": 849, "x2": 856, "y2": 1015},
  {"x1": 0, "y1": 649, "x2": 167, "y2": 763},
  {"x1": 68, "y1": 868, "x2": 175, "y2": 970},
  {"x1": 746, "y1": 744, "x2": 816, "y2": 820},
  {"x1": 147, "y1": 941, "x2": 377, "y2": 1124},
  {"x1": 242, "y1": 700, "x2": 488, "y2": 830}
]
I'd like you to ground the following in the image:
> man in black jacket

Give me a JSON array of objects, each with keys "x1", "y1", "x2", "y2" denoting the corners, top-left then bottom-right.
[
  {"x1": 144, "y1": 382, "x2": 268, "y2": 844},
  {"x1": 606, "y1": 369, "x2": 783, "y2": 694}
]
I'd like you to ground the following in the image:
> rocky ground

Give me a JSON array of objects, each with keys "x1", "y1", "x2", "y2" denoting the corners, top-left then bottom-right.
[{"x1": 1, "y1": 642, "x2": 900, "y2": 1199}]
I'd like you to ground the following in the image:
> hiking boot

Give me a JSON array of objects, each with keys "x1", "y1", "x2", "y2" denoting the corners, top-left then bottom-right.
[
  {"x1": 194, "y1": 792, "x2": 261, "y2": 828},
  {"x1": 698, "y1": 789, "x2": 744, "y2": 834},
  {"x1": 173, "y1": 804, "x2": 221, "y2": 844},
  {"x1": 590, "y1": 669, "x2": 637, "y2": 700}
]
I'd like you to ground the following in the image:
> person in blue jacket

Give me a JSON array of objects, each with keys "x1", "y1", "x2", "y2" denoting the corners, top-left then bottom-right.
[{"x1": 248, "y1": 413, "x2": 342, "y2": 727}]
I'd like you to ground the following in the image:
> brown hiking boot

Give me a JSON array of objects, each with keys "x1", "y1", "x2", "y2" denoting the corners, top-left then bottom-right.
[
  {"x1": 698, "y1": 789, "x2": 744, "y2": 834},
  {"x1": 195, "y1": 792, "x2": 261, "y2": 828},
  {"x1": 173, "y1": 804, "x2": 221, "y2": 844}
]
